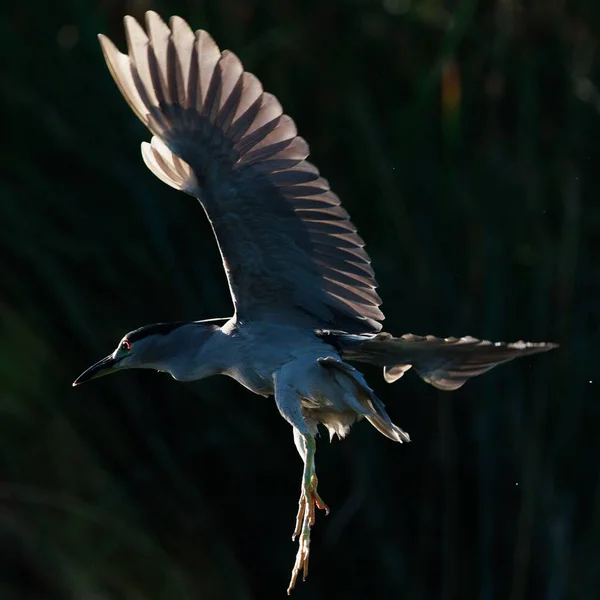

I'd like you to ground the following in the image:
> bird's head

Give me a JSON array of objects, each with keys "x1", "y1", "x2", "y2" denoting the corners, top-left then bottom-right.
[{"x1": 72, "y1": 321, "x2": 224, "y2": 386}]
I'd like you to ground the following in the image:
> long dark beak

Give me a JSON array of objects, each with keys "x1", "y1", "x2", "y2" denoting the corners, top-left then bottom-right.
[{"x1": 72, "y1": 355, "x2": 120, "y2": 387}]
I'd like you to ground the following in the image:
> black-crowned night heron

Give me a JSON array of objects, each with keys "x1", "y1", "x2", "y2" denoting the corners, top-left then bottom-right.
[{"x1": 73, "y1": 12, "x2": 557, "y2": 593}]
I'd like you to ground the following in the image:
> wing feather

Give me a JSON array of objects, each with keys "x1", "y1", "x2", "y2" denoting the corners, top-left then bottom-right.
[
  {"x1": 321, "y1": 331, "x2": 558, "y2": 390},
  {"x1": 99, "y1": 11, "x2": 383, "y2": 332},
  {"x1": 168, "y1": 16, "x2": 195, "y2": 108}
]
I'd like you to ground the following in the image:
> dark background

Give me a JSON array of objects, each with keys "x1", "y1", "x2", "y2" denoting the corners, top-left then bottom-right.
[{"x1": 1, "y1": 0, "x2": 599, "y2": 598}]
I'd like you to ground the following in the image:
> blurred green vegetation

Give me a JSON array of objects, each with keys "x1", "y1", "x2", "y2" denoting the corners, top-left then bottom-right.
[{"x1": 1, "y1": 0, "x2": 599, "y2": 598}]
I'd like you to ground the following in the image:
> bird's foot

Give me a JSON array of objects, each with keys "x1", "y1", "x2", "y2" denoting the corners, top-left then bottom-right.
[
  {"x1": 287, "y1": 475, "x2": 329, "y2": 594},
  {"x1": 292, "y1": 475, "x2": 329, "y2": 535}
]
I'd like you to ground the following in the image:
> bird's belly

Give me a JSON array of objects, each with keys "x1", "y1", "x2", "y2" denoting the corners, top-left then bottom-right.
[{"x1": 226, "y1": 366, "x2": 275, "y2": 397}]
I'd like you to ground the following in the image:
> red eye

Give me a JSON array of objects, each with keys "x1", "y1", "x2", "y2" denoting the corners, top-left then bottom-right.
[{"x1": 121, "y1": 339, "x2": 131, "y2": 352}]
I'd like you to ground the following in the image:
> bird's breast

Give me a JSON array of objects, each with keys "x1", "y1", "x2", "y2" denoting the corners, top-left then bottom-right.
[{"x1": 221, "y1": 322, "x2": 336, "y2": 397}]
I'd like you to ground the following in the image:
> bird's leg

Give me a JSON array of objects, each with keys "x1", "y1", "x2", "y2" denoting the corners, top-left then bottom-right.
[
  {"x1": 292, "y1": 435, "x2": 329, "y2": 535},
  {"x1": 274, "y1": 373, "x2": 330, "y2": 593},
  {"x1": 288, "y1": 432, "x2": 329, "y2": 594}
]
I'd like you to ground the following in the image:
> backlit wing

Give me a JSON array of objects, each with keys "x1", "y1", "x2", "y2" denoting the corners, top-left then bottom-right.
[
  {"x1": 320, "y1": 331, "x2": 558, "y2": 390},
  {"x1": 99, "y1": 12, "x2": 383, "y2": 333}
]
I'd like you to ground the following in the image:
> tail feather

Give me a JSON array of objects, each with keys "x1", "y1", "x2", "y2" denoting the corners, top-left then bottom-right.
[
  {"x1": 318, "y1": 357, "x2": 410, "y2": 442},
  {"x1": 364, "y1": 413, "x2": 411, "y2": 443},
  {"x1": 319, "y1": 331, "x2": 558, "y2": 391}
]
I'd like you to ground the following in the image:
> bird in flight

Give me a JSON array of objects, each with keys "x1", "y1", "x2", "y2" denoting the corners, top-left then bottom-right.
[{"x1": 73, "y1": 12, "x2": 557, "y2": 593}]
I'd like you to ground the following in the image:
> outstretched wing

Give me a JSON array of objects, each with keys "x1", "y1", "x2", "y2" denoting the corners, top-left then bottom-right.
[
  {"x1": 98, "y1": 12, "x2": 383, "y2": 333},
  {"x1": 320, "y1": 331, "x2": 558, "y2": 391}
]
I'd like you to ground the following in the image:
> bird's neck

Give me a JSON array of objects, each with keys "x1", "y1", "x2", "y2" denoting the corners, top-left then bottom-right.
[{"x1": 151, "y1": 321, "x2": 233, "y2": 382}]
